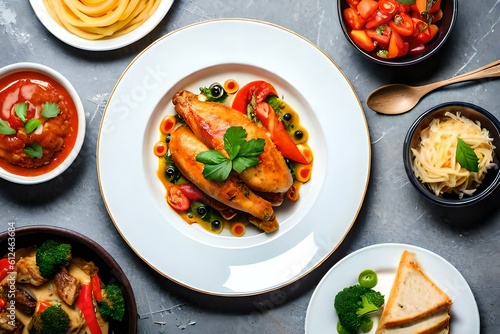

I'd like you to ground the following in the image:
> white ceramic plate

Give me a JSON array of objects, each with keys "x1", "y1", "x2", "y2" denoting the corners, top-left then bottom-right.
[
  {"x1": 305, "y1": 243, "x2": 480, "y2": 333},
  {"x1": 97, "y1": 19, "x2": 370, "y2": 296},
  {"x1": 29, "y1": 0, "x2": 174, "y2": 51}
]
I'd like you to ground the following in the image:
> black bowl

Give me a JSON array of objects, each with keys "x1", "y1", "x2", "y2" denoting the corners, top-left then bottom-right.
[
  {"x1": 0, "y1": 225, "x2": 137, "y2": 333},
  {"x1": 338, "y1": 0, "x2": 458, "y2": 66},
  {"x1": 403, "y1": 102, "x2": 500, "y2": 207}
]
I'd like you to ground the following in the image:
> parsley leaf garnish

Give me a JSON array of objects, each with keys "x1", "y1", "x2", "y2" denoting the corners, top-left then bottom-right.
[
  {"x1": 0, "y1": 119, "x2": 16, "y2": 135},
  {"x1": 195, "y1": 126, "x2": 265, "y2": 181},
  {"x1": 25, "y1": 119, "x2": 42, "y2": 134},
  {"x1": 41, "y1": 102, "x2": 61, "y2": 118},
  {"x1": 456, "y1": 138, "x2": 479, "y2": 172},
  {"x1": 23, "y1": 142, "x2": 43, "y2": 158},
  {"x1": 15, "y1": 103, "x2": 28, "y2": 123}
]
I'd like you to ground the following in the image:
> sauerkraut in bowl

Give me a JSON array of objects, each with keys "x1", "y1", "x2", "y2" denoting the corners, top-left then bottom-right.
[{"x1": 403, "y1": 102, "x2": 500, "y2": 207}]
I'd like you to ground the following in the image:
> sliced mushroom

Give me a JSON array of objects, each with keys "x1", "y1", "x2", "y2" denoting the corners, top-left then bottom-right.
[{"x1": 14, "y1": 285, "x2": 37, "y2": 315}]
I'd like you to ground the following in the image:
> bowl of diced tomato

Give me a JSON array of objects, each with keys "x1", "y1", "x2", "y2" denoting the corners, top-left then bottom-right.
[{"x1": 338, "y1": 0, "x2": 457, "y2": 65}]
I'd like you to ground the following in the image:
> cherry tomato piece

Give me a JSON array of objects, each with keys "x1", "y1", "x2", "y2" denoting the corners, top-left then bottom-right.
[
  {"x1": 166, "y1": 185, "x2": 191, "y2": 211},
  {"x1": 343, "y1": 7, "x2": 366, "y2": 30},
  {"x1": 357, "y1": 0, "x2": 378, "y2": 19},
  {"x1": 232, "y1": 80, "x2": 278, "y2": 114},
  {"x1": 414, "y1": 23, "x2": 439, "y2": 44},
  {"x1": 378, "y1": 0, "x2": 400, "y2": 16},
  {"x1": 389, "y1": 13, "x2": 414, "y2": 36}
]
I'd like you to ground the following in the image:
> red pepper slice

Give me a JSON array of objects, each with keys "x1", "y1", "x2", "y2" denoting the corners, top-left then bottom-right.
[
  {"x1": 366, "y1": 24, "x2": 392, "y2": 48},
  {"x1": 343, "y1": 7, "x2": 366, "y2": 30},
  {"x1": 232, "y1": 80, "x2": 278, "y2": 115},
  {"x1": 0, "y1": 258, "x2": 10, "y2": 282},
  {"x1": 0, "y1": 297, "x2": 6, "y2": 311},
  {"x1": 349, "y1": 29, "x2": 376, "y2": 52},
  {"x1": 77, "y1": 283, "x2": 103, "y2": 334},
  {"x1": 429, "y1": 0, "x2": 442, "y2": 13},
  {"x1": 254, "y1": 102, "x2": 308, "y2": 164},
  {"x1": 91, "y1": 273, "x2": 103, "y2": 303},
  {"x1": 38, "y1": 300, "x2": 52, "y2": 313},
  {"x1": 365, "y1": 10, "x2": 391, "y2": 29},
  {"x1": 388, "y1": 29, "x2": 409, "y2": 58}
]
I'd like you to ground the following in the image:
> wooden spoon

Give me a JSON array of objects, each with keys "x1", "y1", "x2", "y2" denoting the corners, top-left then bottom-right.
[{"x1": 367, "y1": 60, "x2": 500, "y2": 115}]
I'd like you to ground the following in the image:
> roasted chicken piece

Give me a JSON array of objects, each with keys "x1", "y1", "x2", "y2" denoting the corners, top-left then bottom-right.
[
  {"x1": 172, "y1": 90, "x2": 293, "y2": 194},
  {"x1": 54, "y1": 268, "x2": 81, "y2": 306},
  {"x1": 15, "y1": 250, "x2": 47, "y2": 287},
  {"x1": 169, "y1": 126, "x2": 278, "y2": 231},
  {"x1": 0, "y1": 309, "x2": 22, "y2": 332}
]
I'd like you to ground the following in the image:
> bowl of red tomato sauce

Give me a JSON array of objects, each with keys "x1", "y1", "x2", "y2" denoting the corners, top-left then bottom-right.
[
  {"x1": 338, "y1": 0, "x2": 457, "y2": 66},
  {"x1": 0, "y1": 62, "x2": 85, "y2": 184}
]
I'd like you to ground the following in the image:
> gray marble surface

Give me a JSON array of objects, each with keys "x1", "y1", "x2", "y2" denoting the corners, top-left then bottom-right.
[{"x1": 1, "y1": 0, "x2": 499, "y2": 333}]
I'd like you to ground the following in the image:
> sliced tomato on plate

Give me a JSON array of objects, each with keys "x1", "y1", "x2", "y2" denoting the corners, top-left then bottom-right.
[
  {"x1": 166, "y1": 185, "x2": 191, "y2": 211},
  {"x1": 232, "y1": 80, "x2": 278, "y2": 115},
  {"x1": 254, "y1": 102, "x2": 308, "y2": 164}
]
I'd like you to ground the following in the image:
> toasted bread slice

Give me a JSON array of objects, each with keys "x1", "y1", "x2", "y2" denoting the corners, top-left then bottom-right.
[
  {"x1": 375, "y1": 250, "x2": 452, "y2": 333},
  {"x1": 377, "y1": 311, "x2": 450, "y2": 334}
]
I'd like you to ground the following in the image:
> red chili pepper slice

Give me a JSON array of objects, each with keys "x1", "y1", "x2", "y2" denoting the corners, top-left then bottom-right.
[
  {"x1": 0, "y1": 258, "x2": 10, "y2": 282},
  {"x1": 91, "y1": 273, "x2": 103, "y2": 303},
  {"x1": 77, "y1": 283, "x2": 103, "y2": 334}
]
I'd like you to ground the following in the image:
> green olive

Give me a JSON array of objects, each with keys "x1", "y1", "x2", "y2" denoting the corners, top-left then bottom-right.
[{"x1": 358, "y1": 269, "x2": 378, "y2": 288}]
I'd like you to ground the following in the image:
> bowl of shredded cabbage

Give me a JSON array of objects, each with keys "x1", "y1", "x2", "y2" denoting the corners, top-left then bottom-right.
[{"x1": 403, "y1": 102, "x2": 500, "y2": 206}]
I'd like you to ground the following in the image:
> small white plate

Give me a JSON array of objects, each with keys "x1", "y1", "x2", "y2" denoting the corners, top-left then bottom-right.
[
  {"x1": 305, "y1": 243, "x2": 480, "y2": 333},
  {"x1": 28, "y1": 0, "x2": 174, "y2": 51},
  {"x1": 97, "y1": 19, "x2": 370, "y2": 296}
]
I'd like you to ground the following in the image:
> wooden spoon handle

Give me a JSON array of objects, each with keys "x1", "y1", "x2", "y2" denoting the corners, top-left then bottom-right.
[
  {"x1": 451, "y1": 59, "x2": 500, "y2": 80},
  {"x1": 423, "y1": 60, "x2": 500, "y2": 92}
]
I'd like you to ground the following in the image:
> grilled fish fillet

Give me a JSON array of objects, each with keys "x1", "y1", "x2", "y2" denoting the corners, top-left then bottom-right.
[
  {"x1": 169, "y1": 126, "x2": 278, "y2": 231},
  {"x1": 172, "y1": 90, "x2": 293, "y2": 194}
]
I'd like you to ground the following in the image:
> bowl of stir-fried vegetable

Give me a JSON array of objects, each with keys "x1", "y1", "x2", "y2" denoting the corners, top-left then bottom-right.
[{"x1": 0, "y1": 225, "x2": 137, "y2": 333}]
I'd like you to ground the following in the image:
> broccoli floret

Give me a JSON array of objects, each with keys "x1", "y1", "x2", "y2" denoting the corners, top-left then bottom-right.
[
  {"x1": 98, "y1": 284, "x2": 125, "y2": 321},
  {"x1": 36, "y1": 240, "x2": 72, "y2": 279},
  {"x1": 334, "y1": 284, "x2": 384, "y2": 333},
  {"x1": 28, "y1": 305, "x2": 70, "y2": 334}
]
